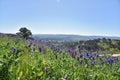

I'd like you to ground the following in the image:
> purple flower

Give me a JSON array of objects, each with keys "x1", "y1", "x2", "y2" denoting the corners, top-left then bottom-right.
[
  {"x1": 79, "y1": 53, "x2": 83, "y2": 58},
  {"x1": 77, "y1": 56, "x2": 79, "y2": 60},
  {"x1": 12, "y1": 48, "x2": 16, "y2": 53},
  {"x1": 85, "y1": 51, "x2": 92, "y2": 56},
  {"x1": 71, "y1": 50, "x2": 76, "y2": 58},
  {"x1": 16, "y1": 35, "x2": 19, "y2": 39},
  {"x1": 78, "y1": 45, "x2": 81, "y2": 49},
  {"x1": 39, "y1": 47, "x2": 42, "y2": 52},
  {"x1": 72, "y1": 52, "x2": 75, "y2": 58},
  {"x1": 28, "y1": 41, "x2": 33, "y2": 47},
  {"x1": 68, "y1": 48, "x2": 73, "y2": 53},
  {"x1": 88, "y1": 54, "x2": 93, "y2": 59},
  {"x1": 78, "y1": 45, "x2": 81, "y2": 52},
  {"x1": 45, "y1": 67, "x2": 49, "y2": 72},
  {"x1": 99, "y1": 57, "x2": 103, "y2": 61},
  {"x1": 77, "y1": 53, "x2": 82, "y2": 60},
  {"x1": 79, "y1": 59, "x2": 83, "y2": 63},
  {"x1": 91, "y1": 61, "x2": 97, "y2": 65},
  {"x1": 50, "y1": 45, "x2": 55, "y2": 50},
  {"x1": 56, "y1": 46, "x2": 60, "y2": 51},
  {"x1": 84, "y1": 56, "x2": 86, "y2": 60},
  {"x1": 107, "y1": 58, "x2": 113, "y2": 63}
]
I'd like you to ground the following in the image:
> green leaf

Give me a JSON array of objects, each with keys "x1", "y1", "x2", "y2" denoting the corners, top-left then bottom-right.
[
  {"x1": 19, "y1": 71, "x2": 23, "y2": 77},
  {"x1": 37, "y1": 72, "x2": 43, "y2": 77}
]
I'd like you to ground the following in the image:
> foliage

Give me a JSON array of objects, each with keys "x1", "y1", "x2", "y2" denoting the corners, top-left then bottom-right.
[
  {"x1": 0, "y1": 35, "x2": 120, "y2": 80},
  {"x1": 64, "y1": 38, "x2": 120, "y2": 54},
  {"x1": 16, "y1": 27, "x2": 32, "y2": 39}
]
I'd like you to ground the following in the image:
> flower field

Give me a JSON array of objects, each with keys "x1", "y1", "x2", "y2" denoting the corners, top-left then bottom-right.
[{"x1": 0, "y1": 35, "x2": 120, "y2": 80}]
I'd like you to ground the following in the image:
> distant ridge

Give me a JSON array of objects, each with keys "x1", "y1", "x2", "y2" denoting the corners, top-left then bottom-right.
[
  {"x1": 33, "y1": 34, "x2": 120, "y2": 41},
  {"x1": 0, "y1": 33, "x2": 17, "y2": 37},
  {"x1": 0, "y1": 33, "x2": 120, "y2": 41}
]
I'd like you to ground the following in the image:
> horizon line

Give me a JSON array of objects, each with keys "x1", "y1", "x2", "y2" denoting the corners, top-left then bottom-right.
[{"x1": 0, "y1": 32, "x2": 120, "y2": 37}]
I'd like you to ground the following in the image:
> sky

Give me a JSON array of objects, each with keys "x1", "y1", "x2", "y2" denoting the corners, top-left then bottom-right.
[{"x1": 0, "y1": 0, "x2": 120, "y2": 36}]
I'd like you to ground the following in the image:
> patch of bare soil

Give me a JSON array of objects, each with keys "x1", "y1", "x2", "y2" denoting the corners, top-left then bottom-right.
[
  {"x1": 99, "y1": 54, "x2": 120, "y2": 57},
  {"x1": 111, "y1": 54, "x2": 120, "y2": 57}
]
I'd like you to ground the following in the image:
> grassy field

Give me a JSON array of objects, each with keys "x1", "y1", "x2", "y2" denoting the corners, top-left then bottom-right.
[{"x1": 0, "y1": 35, "x2": 120, "y2": 80}]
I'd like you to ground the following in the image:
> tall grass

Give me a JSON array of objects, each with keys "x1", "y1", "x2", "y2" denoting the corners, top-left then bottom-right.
[{"x1": 0, "y1": 35, "x2": 120, "y2": 80}]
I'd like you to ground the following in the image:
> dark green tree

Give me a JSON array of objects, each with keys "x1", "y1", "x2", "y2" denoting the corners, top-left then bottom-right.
[{"x1": 16, "y1": 27, "x2": 32, "y2": 39}]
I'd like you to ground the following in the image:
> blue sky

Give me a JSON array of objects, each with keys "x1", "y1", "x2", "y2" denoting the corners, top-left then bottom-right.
[{"x1": 0, "y1": 0, "x2": 120, "y2": 36}]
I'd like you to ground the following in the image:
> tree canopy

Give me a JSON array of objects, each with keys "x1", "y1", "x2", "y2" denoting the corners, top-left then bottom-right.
[{"x1": 16, "y1": 27, "x2": 32, "y2": 39}]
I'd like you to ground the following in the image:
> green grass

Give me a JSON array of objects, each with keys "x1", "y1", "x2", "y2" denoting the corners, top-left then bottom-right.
[{"x1": 0, "y1": 35, "x2": 120, "y2": 80}]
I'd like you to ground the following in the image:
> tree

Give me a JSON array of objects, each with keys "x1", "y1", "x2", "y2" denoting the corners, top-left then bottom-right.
[{"x1": 16, "y1": 27, "x2": 32, "y2": 39}]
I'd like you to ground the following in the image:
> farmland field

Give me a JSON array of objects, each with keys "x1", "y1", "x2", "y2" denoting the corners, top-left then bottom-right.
[{"x1": 0, "y1": 35, "x2": 120, "y2": 80}]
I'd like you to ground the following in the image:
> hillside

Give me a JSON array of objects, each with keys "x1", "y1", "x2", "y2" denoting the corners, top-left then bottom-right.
[
  {"x1": 0, "y1": 34, "x2": 120, "y2": 80},
  {"x1": 1, "y1": 33, "x2": 120, "y2": 54},
  {"x1": 64, "y1": 38, "x2": 120, "y2": 54},
  {"x1": 1, "y1": 33, "x2": 120, "y2": 41},
  {"x1": 33, "y1": 34, "x2": 120, "y2": 41}
]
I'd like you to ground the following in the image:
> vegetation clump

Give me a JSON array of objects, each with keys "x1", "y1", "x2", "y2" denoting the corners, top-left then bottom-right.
[
  {"x1": 0, "y1": 35, "x2": 120, "y2": 80},
  {"x1": 16, "y1": 27, "x2": 32, "y2": 39}
]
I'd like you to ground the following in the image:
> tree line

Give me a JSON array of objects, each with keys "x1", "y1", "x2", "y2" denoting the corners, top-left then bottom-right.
[{"x1": 64, "y1": 38, "x2": 120, "y2": 54}]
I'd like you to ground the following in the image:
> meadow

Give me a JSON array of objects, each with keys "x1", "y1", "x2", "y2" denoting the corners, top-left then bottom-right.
[{"x1": 0, "y1": 35, "x2": 120, "y2": 80}]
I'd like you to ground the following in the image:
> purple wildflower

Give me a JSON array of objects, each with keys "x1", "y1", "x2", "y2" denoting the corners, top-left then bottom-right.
[
  {"x1": 16, "y1": 35, "x2": 19, "y2": 39},
  {"x1": 86, "y1": 51, "x2": 92, "y2": 56},
  {"x1": 12, "y1": 48, "x2": 16, "y2": 53},
  {"x1": 79, "y1": 53, "x2": 83, "y2": 58},
  {"x1": 28, "y1": 41, "x2": 33, "y2": 47},
  {"x1": 78, "y1": 45, "x2": 81, "y2": 49},
  {"x1": 79, "y1": 59, "x2": 83, "y2": 63},
  {"x1": 68, "y1": 48, "x2": 73, "y2": 53},
  {"x1": 71, "y1": 50, "x2": 76, "y2": 58},
  {"x1": 84, "y1": 56, "x2": 86, "y2": 60},
  {"x1": 99, "y1": 56, "x2": 103, "y2": 61},
  {"x1": 39, "y1": 47, "x2": 42, "y2": 52},
  {"x1": 72, "y1": 52, "x2": 75, "y2": 58},
  {"x1": 107, "y1": 58, "x2": 113, "y2": 63},
  {"x1": 77, "y1": 56, "x2": 79, "y2": 60},
  {"x1": 50, "y1": 45, "x2": 54, "y2": 50},
  {"x1": 45, "y1": 67, "x2": 49, "y2": 72},
  {"x1": 78, "y1": 45, "x2": 81, "y2": 52},
  {"x1": 88, "y1": 54, "x2": 93, "y2": 59},
  {"x1": 91, "y1": 61, "x2": 97, "y2": 65}
]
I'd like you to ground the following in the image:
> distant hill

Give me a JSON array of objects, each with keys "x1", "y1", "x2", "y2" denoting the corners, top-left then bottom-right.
[
  {"x1": 0, "y1": 33, "x2": 17, "y2": 37},
  {"x1": 33, "y1": 34, "x2": 120, "y2": 41},
  {"x1": 64, "y1": 38, "x2": 120, "y2": 54},
  {"x1": 1, "y1": 33, "x2": 120, "y2": 41},
  {"x1": 0, "y1": 33, "x2": 120, "y2": 54},
  {"x1": 0, "y1": 33, "x2": 34, "y2": 40}
]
